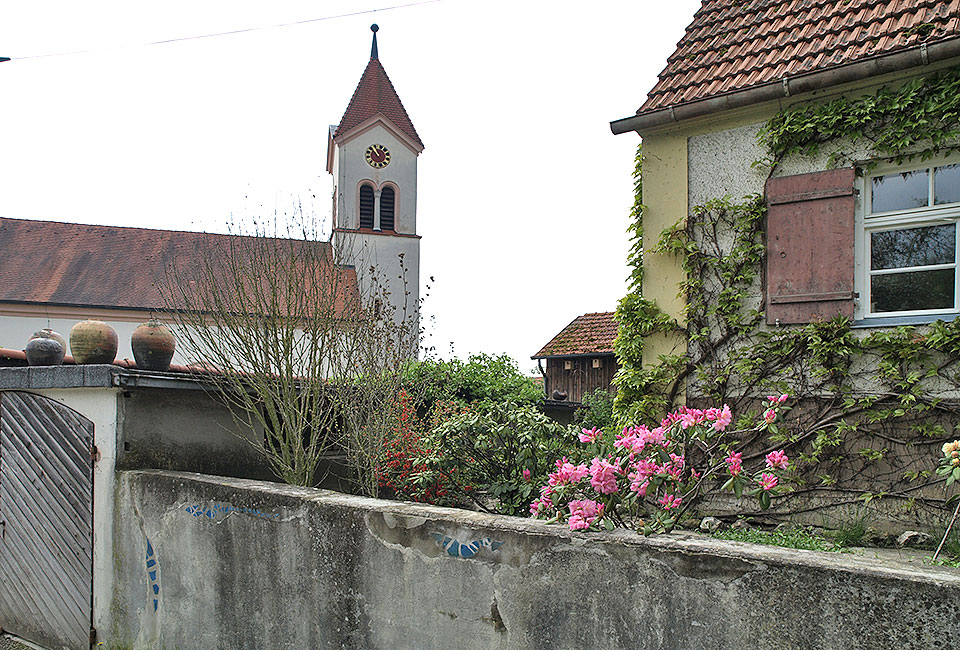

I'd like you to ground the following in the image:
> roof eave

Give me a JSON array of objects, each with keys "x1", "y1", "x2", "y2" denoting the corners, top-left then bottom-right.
[
  {"x1": 531, "y1": 351, "x2": 617, "y2": 360},
  {"x1": 333, "y1": 113, "x2": 424, "y2": 155},
  {"x1": 611, "y1": 37, "x2": 960, "y2": 135}
]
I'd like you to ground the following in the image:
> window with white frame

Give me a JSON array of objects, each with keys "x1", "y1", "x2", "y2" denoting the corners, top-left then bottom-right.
[{"x1": 857, "y1": 159, "x2": 960, "y2": 319}]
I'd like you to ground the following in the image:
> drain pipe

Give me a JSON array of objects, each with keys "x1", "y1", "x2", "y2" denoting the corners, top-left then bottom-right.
[{"x1": 611, "y1": 38, "x2": 960, "y2": 135}]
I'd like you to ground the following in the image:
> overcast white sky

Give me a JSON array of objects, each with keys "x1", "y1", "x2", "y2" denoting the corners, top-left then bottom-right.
[{"x1": 0, "y1": 0, "x2": 700, "y2": 372}]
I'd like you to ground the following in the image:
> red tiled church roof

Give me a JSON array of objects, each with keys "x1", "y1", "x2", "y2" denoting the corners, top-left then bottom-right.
[
  {"x1": 640, "y1": 0, "x2": 960, "y2": 115},
  {"x1": 0, "y1": 217, "x2": 357, "y2": 313},
  {"x1": 333, "y1": 56, "x2": 423, "y2": 150},
  {"x1": 533, "y1": 312, "x2": 618, "y2": 358}
]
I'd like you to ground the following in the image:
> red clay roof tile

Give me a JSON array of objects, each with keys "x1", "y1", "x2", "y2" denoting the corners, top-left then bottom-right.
[
  {"x1": 639, "y1": 0, "x2": 960, "y2": 115},
  {"x1": 533, "y1": 312, "x2": 618, "y2": 359},
  {"x1": 0, "y1": 218, "x2": 358, "y2": 313},
  {"x1": 333, "y1": 57, "x2": 423, "y2": 150}
]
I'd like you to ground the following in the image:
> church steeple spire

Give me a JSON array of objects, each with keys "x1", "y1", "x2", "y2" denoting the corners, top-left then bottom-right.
[{"x1": 330, "y1": 25, "x2": 423, "y2": 152}]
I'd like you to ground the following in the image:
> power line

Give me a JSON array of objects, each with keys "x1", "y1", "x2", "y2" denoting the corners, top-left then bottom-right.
[{"x1": 7, "y1": 0, "x2": 441, "y2": 62}]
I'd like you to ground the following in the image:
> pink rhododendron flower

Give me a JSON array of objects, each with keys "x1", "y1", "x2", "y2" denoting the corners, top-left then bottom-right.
[
  {"x1": 759, "y1": 473, "x2": 778, "y2": 491},
  {"x1": 690, "y1": 467, "x2": 701, "y2": 480},
  {"x1": 548, "y1": 457, "x2": 589, "y2": 487},
  {"x1": 568, "y1": 499, "x2": 603, "y2": 530},
  {"x1": 766, "y1": 394, "x2": 789, "y2": 403},
  {"x1": 765, "y1": 450, "x2": 789, "y2": 470},
  {"x1": 713, "y1": 405, "x2": 733, "y2": 432},
  {"x1": 614, "y1": 425, "x2": 667, "y2": 456},
  {"x1": 589, "y1": 457, "x2": 620, "y2": 494},
  {"x1": 579, "y1": 427, "x2": 602, "y2": 444},
  {"x1": 529, "y1": 495, "x2": 552, "y2": 517},
  {"x1": 522, "y1": 469, "x2": 532, "y2": 481},
  {"x1": 725, "y1": 451, "x2": 743, "y2": 476},
  {"x1": 628, "y1": 459, "x2": 658, "y2": 492},
  {"x1": 659, "y1": 493, "x2": 682, "y2": 510},
  {"x1": 763, "y1": 408, "x2": 777, "y2": 424}
]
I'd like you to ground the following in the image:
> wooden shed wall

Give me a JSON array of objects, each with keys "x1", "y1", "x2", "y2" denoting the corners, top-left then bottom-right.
[{"x1": 543, "y1": 355, "x2": 617, "y2": 404}]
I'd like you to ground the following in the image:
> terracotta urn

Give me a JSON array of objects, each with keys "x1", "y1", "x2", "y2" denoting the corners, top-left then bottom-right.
[
  {"x1": 69, "y1": 320, "x2": 119, "y2": 365},
  {"x1": 131, "y1": 318, "x2": 176, "y2": 371},
  {"x1": 25, "y1": 329, "x2": 65, "y2": 366}
]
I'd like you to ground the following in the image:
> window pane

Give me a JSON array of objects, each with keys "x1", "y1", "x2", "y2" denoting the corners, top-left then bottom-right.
[
  {"x1": 871, "y1": 169, "x2": 929, "y2": 213},
  {"x1": 871, "y1": 224, "x2": 956, "y2": 270},
  {"x1": 935, "y1": 164, "x2": 960, "y2": 205},
  {"x1": 871, "y1": 269, "x2": 955, "y2": 313}
]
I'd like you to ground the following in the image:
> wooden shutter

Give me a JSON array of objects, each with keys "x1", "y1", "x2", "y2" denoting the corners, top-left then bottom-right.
[
  {"x1": 380, "y1": 187, "x2": 395, "y2": 231},
  {"x1": 359, "y1": 185, "x2": 375, "y2": 229},
  {"x1": 765, "y1": 168, "x2": 856, "y2": 324}
]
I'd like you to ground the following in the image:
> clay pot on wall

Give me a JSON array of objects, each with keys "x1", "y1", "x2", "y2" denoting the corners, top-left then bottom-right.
[
  {"x1": 69, "y1": 320, "x2": 119, "y2": 365},
  {"x1": 131, "y1": 319, "x2": 176, "y2": 371},
  {"x1": 25, "y1": 329, "x2": 66, "y2": 366}
]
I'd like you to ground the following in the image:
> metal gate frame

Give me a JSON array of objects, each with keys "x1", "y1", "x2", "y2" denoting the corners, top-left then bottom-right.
[{"x1": 0, "y1": 391, "x2": 95, "y2": 650}]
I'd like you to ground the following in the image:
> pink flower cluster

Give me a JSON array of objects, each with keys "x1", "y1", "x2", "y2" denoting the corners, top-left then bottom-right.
[
  {"x1": 725, "y1": 451, "x2": 743, "y2": 476},
  {"x1": 765, "y1": 450, "x2": 789, "y2": 470},
  {"x1": 658, "y1": 493, "x2": 683, "y2": 510},
  {"x1": 589, "y1": 458, "x2": 621, "y2": 494},
  {"x1": 531, "y1": 398, "x2": 792, "y2": 534},
  {"x1": 548, "y1": 457, "x2": 589, "y2": 487},
  {"x1": 578, "y1": 427, "x2": 602, "y2": 444},
  {"x1": 568, "y1": 499, "x2": 603, "y2": 530},
  {"x1": 529, "y1": 488, "x2": 553, "y2": 517},
  {"x1": 661, "y1": 404, "x2": 733, "y2": 432},
  {"x1": 758, "y1": 473, "x2": 778, "y2": 491},
  {"x1": 614, "y1": 425, "x2": 666, "y2": 456}
]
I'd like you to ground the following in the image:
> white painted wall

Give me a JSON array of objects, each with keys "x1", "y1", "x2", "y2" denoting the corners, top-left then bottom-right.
[
  {"x1": 330, "y1": 117, "x2": 421, "y2": 332},
  {"x1": 0, "y1": 314, "x2": 190, "y2": 366},
  {"x1": 332, "y1": 120, "x2": 418, "y2": 235}
]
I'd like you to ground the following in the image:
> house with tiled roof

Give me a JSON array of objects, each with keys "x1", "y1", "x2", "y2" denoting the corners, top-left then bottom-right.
[
  {"x1": 611, "y1": 0, "x2": 960, "y2": 371},
  {"x1": 0, "y1": 26, "x2": 421, "y2": 364},
  {"x1": 606, "y1": 2, "x2": 960, "y2": 527},
  {"x1": 532, "y1": 312, "x2": 618, "y2": 411}
]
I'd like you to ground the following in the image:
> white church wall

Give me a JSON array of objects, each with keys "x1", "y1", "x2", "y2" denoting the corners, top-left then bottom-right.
[
  {"x1": 0, "y1": 309, "x2": 190, "y2": 366},
  {"x1": 334, "y1": 122, "x2": 418, "y2": 234}
]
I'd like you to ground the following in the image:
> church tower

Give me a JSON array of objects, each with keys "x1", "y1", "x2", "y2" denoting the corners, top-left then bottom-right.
[{"x1": 328, "y1": 25, "x2": 423, "y2": 328}]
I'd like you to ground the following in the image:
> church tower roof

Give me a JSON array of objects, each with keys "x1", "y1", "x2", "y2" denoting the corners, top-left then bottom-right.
[{"x1": 332, "y1": 25, "x2": 423, "y2": 151}]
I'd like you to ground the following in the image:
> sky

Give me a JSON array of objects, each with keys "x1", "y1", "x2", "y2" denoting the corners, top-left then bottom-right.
[{"x1": 0, "y1": 0, "x2": 701, "y2": 373}]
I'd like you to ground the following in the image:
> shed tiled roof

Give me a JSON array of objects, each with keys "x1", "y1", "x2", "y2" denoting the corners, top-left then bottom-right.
[
  {"x1": 0, "y1": 218, "x2": 357, "y2": 313},
  {"x1": 333, "y1": 57, "x2": 423, "y2": 150},
  {"x1": 533, "y1": 312, "x2": 618, "y2": 359},
  {"x1": 640, "y1": 0, "x2": 960, "y2": 114}
]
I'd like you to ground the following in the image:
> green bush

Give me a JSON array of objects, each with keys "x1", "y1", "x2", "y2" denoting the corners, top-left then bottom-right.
[
  {"x1": 573, "y1": 388, "x2": 616, "y2": 432},
  {"x1": 403, "y1": 353, "x2": 542, "y2": 413},
  {"x1": 417, "y1": 401, "x2": 575, "y2": 516}
]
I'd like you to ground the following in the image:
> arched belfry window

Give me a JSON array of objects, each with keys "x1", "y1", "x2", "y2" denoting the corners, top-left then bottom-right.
[
  {"x1": 380, "y1": 186, "x2": 396, "y2": 232},
  {"x1": 359, "y1": 184, "x2": 375, "y2": 229}
]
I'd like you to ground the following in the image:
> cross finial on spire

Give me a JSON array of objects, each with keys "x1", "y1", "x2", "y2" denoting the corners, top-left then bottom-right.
[{"x1": 370, "y1": 24, "x2": 379, "y2": 59}]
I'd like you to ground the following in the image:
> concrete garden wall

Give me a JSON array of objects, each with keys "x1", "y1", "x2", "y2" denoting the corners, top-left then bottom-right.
[{"x1": 106, "y1": 470, "x2": 960, "y2": 650}]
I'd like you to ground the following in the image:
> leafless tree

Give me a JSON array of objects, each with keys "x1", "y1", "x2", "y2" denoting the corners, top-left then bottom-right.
[{"x1": 161, "y1": 209, "x2": 418, "y2": 492}]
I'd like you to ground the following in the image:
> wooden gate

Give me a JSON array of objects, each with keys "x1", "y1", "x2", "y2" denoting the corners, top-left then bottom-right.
[{"x1": 0, "y1": 391, "x2": 95, "y2": 650}]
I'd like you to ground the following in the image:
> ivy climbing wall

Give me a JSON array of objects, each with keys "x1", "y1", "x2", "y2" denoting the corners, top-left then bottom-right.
[{"x1": 614, "y1": 63, "x2": 960, "y2": 530}]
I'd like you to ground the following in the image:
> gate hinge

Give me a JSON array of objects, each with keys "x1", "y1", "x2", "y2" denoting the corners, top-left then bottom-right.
[
  {"x1": 90, "y1": 626, "x2": 97, "y2": 646},
  {"x1": 90, "y1": 445, "x2": 101, "y2": 463}
]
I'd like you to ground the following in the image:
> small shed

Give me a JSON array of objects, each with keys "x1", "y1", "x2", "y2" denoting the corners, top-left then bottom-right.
[{"x1": 532, "y1": 312, "x2": 618, "y2": 413}]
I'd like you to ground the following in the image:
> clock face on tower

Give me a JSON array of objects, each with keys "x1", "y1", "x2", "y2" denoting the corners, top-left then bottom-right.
[{"x1": 365, "y1": 144, "x2": 391, "y2": 168}]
